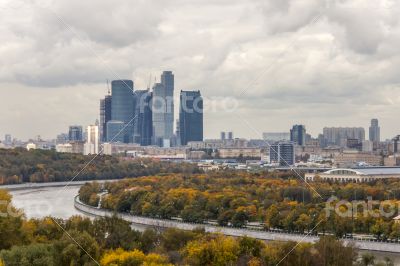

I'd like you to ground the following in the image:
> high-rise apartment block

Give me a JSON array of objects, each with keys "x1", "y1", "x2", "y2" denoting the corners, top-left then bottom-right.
[
  {"x1": 221, "y1": 132, "x2": 226, "y2": 140},
  {"x1": 322, "y1": 127, "x2": 365, "y2": 147},
  {"x1": 4, "y1": 134, "x2": 12, "y2": 146},
  {"x1": 84, "y1": 125, "x2": 99, "y2": 155},
  {"x1": 369, "y1": 118, "x2": 380, "y2": 143}
]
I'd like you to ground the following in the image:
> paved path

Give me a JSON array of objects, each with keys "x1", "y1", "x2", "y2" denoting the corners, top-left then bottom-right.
[
  {"x1": 0, "y1": 180, "x2": 116, "y2": 191},
  {"x1": 74, "y1": 196, "x2": 400, "y2": 253}
]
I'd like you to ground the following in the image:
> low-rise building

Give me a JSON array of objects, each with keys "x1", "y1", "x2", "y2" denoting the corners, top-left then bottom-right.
[
  {"x1": 56, "y1": 143, "x2": 73, "y2": 153},
  {"x1": 333, "y1": 151, "x2": 382, "y2": 167},
  {"x1": 306, "y1": 167, "x2": 400, "y2": 182},
  {"x1": 218, "y1": 148, "x2": 261, "y2": 159}
]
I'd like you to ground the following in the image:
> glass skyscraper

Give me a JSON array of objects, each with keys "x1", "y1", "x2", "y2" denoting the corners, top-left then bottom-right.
[
  {"x1": 152, "y1": 71, "x2": 174, "y2": 147},
  {"x1": 100, "y1": 95, "x2": 112, "y2": 142},
  {"x1": 133, "y1": 90, "x2": 153, "y2": 146},
  {"x1": 111, "y1": 80, "x2": 134, "y2": 143},
  {"x1": 68, "y1": 126, "x2": 83, "y2": 141},
  {"x1": 290, "y1": 124, "x2": 306, "y2": 146},
  {"x1": 106, "y1": 120, "x2": 125, "y2": 143},
  {"x1": 179, "y1": 90, "x2": 203, "y2": 145}
]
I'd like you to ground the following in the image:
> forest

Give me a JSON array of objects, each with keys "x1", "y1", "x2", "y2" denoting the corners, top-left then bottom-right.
[
  {"x1": 0, "y1": 189, "x2": 386, "y2": 266},
  {"x1": 0, "y1": 148, "x2": 201, "y2": 185},
  {"x1": 79, "y1": 172, "x2": 400, "y2": 239}
]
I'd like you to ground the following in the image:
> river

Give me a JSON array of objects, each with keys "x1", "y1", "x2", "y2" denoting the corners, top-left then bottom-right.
[{"x1": 10, "y1": 186, "x2": 81, "y2": 219}]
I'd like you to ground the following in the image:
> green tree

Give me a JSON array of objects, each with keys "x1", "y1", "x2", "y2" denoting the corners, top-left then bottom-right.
[{"x1": 0, "y1": 244, "x2": 54, "y2": 266}]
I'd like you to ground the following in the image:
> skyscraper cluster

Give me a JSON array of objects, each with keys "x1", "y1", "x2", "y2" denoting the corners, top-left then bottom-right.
[{"x1": 99, "y1": 71, "x2": 203, "y2": 147}]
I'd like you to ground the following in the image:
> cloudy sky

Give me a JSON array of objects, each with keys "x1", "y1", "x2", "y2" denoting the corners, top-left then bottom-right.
[{"x1": 1, "y1": 0, "x2": 400, "y2": 140}]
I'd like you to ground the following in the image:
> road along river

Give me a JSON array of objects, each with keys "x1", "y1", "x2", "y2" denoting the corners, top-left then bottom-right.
[{"x1": 3, "y1": 181, "x2": 400, "y2": 263}]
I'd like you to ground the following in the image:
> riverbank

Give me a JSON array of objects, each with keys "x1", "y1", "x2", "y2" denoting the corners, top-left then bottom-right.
[{"x1": 1, "y1": 179, "x2": 116, "y2": 191}]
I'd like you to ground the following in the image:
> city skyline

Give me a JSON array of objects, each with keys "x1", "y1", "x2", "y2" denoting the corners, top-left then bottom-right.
[{"x1": 2, "y1": 1, "x2": 400, "y2": 140}]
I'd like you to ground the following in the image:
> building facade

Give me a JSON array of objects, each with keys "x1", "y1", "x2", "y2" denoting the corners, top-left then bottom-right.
[
  {"x1": 106, "y1": 120, "x2": 125, "y2": 143},
  {"x1": 323, "y1": 127, "x2": 365, "y2": 147},
  {"x1": 68, "y1": 126, "x2": 83, "y2": 141},
  {"x1": 179, "y1": 90, "x2": 203, "y2": 145},
  {"x1": 263, "y1": 132, "x2": 290, "y2": 142},
  {"x1": 290, "y1": 125, "x2": 306, "y2": 146},
  {"x1": 111, "y1": 80, "x2": 134, "y2": 143},
  {"x1": 84, "y1": 125, "x2": 99, "y2": 155},
  {"x1": 152, "y1": 71, "x2": 174, "y2": 147},
  {"x1": 270, "y1": 142, "x2": 295, "y2": 166},
  {"x1": 100, "y1": 95, "x2": 112, "y2": 142},
  {"x1": 133, "y1": 90, "x2": 153, "y2": 146},
  {"x1": 369, "y1": 118, "x2": 380, "y2": 143}
]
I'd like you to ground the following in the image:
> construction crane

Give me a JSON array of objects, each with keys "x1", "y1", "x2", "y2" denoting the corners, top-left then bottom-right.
[{"x1": 393, "y1": 135, "x2": 400, "y2": 153}]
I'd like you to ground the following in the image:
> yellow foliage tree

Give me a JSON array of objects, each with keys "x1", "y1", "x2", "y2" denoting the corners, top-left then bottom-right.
[
  {"x1": 100, "y1": 248, "x2": 171, "y2": 266},
  {"x1": 183, "y1": 235, "x2": 240, "y2": 266}
]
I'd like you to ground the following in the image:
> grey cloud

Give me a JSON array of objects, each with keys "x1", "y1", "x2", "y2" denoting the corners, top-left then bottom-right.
[{"x1": 2, "y1": 0, "x2": 400, "y2": 139}]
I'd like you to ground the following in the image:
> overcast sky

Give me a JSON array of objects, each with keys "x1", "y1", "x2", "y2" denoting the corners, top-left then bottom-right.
[{"x1": 1, "y1": 0, "x2": 400, "y2": 140}]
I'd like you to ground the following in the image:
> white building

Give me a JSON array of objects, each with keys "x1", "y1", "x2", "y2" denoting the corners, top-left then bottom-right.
[
  {"x1": 84, "y1": 125, "x2": 99, "y2": 155},
  {"x1": 26, "y1": 143, "x2": 37, "y2": 151},
  {"x1": 56, "y1": 143, "x2": 73, "y2": 153},
  {"x1": 362, "y1": 140, "x2": 373, "y2": 152}
]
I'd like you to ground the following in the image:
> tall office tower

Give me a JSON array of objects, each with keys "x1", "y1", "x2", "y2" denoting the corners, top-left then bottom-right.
[
  {"x1": 106, "y1": 120, "x2": 125, "y2": 143},
  {"x1": 290, "y1": 125, "x2": 306, "y2": 146},
  {"x1": 84, "y1": 125, "x2": 99, "y2": 155},
  {"x1": 175, "y1": 119, "x2": 181, "y2": 146},
  {"x1": 133, "y1": 90, "x2": 153, "y2": 146},
  {"x1": 323, "y1": 127, "x2": 365, "y2": 147},
  {"x1": 69, "y1": 126, "x2": 83, "y2": 141},
  {"x1": 369, "y1": 119, "x2": 380, "y2": 143},
  {"x1": 152, "y1": 71, "x2": 174, "y2": 147},
  {"x1": 4, "y1": 134, "x2": 12, "y2": 145},
  {"x1": 111, "y1": 80, "x2": 134, "y2": 143},
  {"x1": 179, "y1": 90, "x2": 203, "y2": 145},
  {"x1": 270, "y1": 142, "x2": 295, "y2": 166},
  {"x1": 228, "y1": 132, "x2": 233, "y2": 140},
  {"x1": 161, "y1": 71, "x2": 174, "y2": 140},
  {"x1": 100, "y1": 95, "x2": 112, "y2": 142},
  {"x1": 221, "y1": 132, "x2": 226, "y2": 140}
]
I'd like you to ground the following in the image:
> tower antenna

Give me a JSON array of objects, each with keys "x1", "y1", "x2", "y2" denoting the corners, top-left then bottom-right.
[
  {"x1": 147, "y1": 74, "x2": 152, "y2": 90},
  {"x1": 107, "y1": 79, "x2": 110, "y2": 95}
]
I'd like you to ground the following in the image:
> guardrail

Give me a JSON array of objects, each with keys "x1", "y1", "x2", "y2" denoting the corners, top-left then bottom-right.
[{"x1": 74, "y1": 196, "x2": 400, "y2": 253}]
